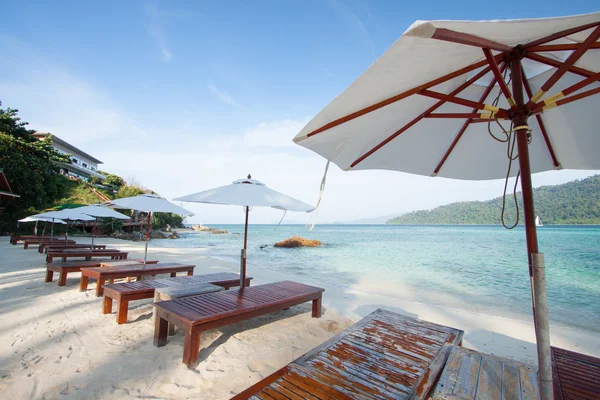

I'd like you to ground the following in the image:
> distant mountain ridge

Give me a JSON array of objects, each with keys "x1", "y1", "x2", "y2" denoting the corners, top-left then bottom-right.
[{"x1": 387, "y1": 175, "x2": 600, "y2": 225}]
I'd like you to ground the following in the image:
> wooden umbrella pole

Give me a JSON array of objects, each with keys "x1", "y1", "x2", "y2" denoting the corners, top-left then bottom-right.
[
  {"x1": 144, "y1": 212, "x2": 152, "y2": 267},
  {"x1": 34, "y1": 221, "x2": 38, "y2": 236},
  {"x1": 512, "y1": 57, "x2": 553, "y2": 400},
  {"x1": 91, "y1": 217, "x2": 98, "y2": 247},
  {"x1": 241, "y1": 206, "x2": 249, "y2": 288}
]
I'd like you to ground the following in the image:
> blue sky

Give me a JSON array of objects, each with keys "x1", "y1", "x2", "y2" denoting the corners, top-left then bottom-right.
[{"x1": 1, "y1": 1, "x2": 598, "y2": 223}]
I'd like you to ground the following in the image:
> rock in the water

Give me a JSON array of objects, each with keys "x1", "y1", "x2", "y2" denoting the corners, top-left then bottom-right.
[
  {"x1": 210, "y1": 229, "x2": 228, "y2": 234},
  {"x1": 149, "y1": 230, "x2": 167, "y2": 239},
  {"x1": 274, "y1": 236, "x2": 322, "y2": 248},
  {"x1": 167, "y1": 232, "x2": 180, "y2": 239}
]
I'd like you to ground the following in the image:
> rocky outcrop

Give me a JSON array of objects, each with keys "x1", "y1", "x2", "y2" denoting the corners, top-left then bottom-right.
[
  {"x1": 210, "y1": 229, "x2": 227, "y2": 234},
  {"x1": 274, "y1": 236, "x2": 322, "y2": 248},
  {"x1": 192, "y1": 225, "x2": 228, "y2": 234},
  {"x1": 167, "y1": 232, "x2": 180, "y2": 239},
  {"x1": 149, "y1": 230, "x2": 166, "y2": 239}
]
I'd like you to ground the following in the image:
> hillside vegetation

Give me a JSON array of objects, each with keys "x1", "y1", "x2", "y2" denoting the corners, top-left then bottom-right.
[{"x1": 387, "y1": 175, "x2": 600, "y2": 225}]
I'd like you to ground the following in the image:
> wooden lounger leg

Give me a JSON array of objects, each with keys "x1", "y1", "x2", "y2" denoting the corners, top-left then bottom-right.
[
  {"x1": 312, "y1": 295, "x2": 322, "y2": 318},
  {"x1": 187, "y1": 270, "x2": 193, "y2": 276},
  {"x1": 116, "y1": 300, "x2": 129, "y2": 324},
  {"x1": 154, "y1": 316, "x2": 169, "y2": 347},
  {"x1": 103, "y1": 296, "x2": 113, "y2": 314},
  {"x1": 79, "y1": 276, "x2": 89, "y2": 292},
  {"x1": 170, "y1": 272, "x2": 176, "y2": 277},
  {"x1": 58, "y1": 272, "x2": 67, "y2": 287},
  {"x1": 183, "y1": 328, "x2": 201, "y2": 369},
  {"x1": 95, "y1": 279, "x2": 105, "y2": 297},
  {"x1": 45, "y1": 269, "x2": 54, "y2": 283}
]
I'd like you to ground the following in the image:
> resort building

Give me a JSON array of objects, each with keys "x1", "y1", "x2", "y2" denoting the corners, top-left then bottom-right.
[{"x1": 32, "y1": 133, "x2": 106, "y2": 182}]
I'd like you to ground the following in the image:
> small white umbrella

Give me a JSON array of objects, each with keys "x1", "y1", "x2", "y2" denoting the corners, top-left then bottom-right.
[
  {"x1": 174, "y1": 175, "x2": 315, "y2": 288},
  {"x1": 103, "y1": 194, "x2": 194, "y2": 265},
  {"x1": 34, "y1": 209, "x2": 96, "y2": 241},
  {"x1": 18, "y1": 216, "x2": 66, "y2": 236},
  {"x1": 71, "y1": 204, "x2": 130, "y2": 246}
]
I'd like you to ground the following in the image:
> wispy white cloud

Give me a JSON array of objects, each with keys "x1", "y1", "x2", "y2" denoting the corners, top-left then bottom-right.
[
  {"x1": 207, "y1": 84, "x2": 243, "y2": 109},
  {"x1": 144, "y1": 2, "x2": 172, "y2": 62},
  {"x1": 328, "y1": 0, "x2": 370, "y2": 37}
]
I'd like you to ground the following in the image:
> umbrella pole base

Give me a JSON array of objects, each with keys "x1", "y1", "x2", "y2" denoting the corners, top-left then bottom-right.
[{"x1": 532, "y1": 253, "x2": 553, "y2": 400}]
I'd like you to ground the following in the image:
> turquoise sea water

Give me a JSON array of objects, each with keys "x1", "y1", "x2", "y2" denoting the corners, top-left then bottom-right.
[{"x1": 170, "y1": 224, "x2": 600, "y2": 331}]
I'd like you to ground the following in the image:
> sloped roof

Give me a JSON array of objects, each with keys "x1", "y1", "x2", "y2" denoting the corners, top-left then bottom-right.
[{"x1": 33, "y1": 132, "x2": 103, "y2": 164}]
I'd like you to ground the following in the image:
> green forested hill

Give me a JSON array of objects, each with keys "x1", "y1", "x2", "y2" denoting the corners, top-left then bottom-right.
[{"x1": 387, "y1": 175, "x2": 600, "y2": 225}]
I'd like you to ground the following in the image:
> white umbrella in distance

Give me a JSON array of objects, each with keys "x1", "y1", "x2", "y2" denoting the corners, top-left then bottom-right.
[
  {"x1": 34, "y1": 209, "x2": 96, "y2": 241},
  {"x1": 72, "y1": 204, "x2": 130, "y2": 246},
  {"x1": 174, "y1": 175, "x2": 315, "y2": 288},
  {"x1": 103, "y1": 194, "x2": 194, "y2": 265},
  {"x1": 18, "y1": 216, "x2": 66, "y2": 236},
  {"x1": 292, "y1": 13, "x2": 600, "y2": 399}
]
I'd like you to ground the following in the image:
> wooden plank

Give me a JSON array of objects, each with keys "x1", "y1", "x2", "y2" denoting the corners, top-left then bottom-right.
[
  {"x1": 474, "y1": 357, "x2": 502, "y2": 400},
  {"x1": 454, "y1": 350, "x2": 483, "y2": 399},
  {"x1": 518, "y1": 364, "x2": 539, "y2": 400},
  {"x1": 501, "y1": 363, "x2": 521, "y2": 400}
]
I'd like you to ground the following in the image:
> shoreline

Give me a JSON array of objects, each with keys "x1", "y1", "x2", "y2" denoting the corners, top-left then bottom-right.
[{"x1": 1, "y1": 237, "x2": 599, "y2": 399}]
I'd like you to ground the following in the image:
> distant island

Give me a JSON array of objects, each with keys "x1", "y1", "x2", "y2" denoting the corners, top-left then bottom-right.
[{"x1": 387, "y1": 175, "x2": 600, "y2": 225}]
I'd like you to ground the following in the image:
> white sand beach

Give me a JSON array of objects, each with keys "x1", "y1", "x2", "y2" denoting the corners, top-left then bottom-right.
[{"x1": 1, "y1": 236, "x2": 599, "y2": 399}]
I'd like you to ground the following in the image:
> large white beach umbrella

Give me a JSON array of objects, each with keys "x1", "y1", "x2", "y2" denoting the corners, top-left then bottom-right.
[
  {"x1": 71, "y1": 204, "x2": 130, "y2": 246},
  {"x1": 174, "y1": 175, "x2": 315, "y2": 288},
  {"x1": 34, "y1": 209, "x2": 96, "y2": 241},
  {"x1": 18, "y1": 216, "x2": 66, "y2": 236},
  {"x1": 293, "y1": 13, "x2": 600, "y2": 399},
  {"x1": 103, "y1": 194, "x2": 194, "y2": 265}
]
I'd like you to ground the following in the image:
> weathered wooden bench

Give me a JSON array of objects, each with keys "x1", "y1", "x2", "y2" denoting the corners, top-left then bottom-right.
[
  {"x1": 552, "y1": 346, "x2": 600, "y2": 400},
  {"x1": 232, "y1": 308, "x2": 464, "y2": 400},
  {"x1": 46, "y1": 249, "x2": 127, "y2": 263},
  {"x1": 102, "y1": 272, "x2": 252, "y2": 324},
  {"x1": 430, "y1": 345, "x2": 539, "y2": 400},
  {"x1": 154, "y1": 281, "x2": 324, "y2": 369},
  {"x1": 80, "y1": 262, "x2": 195, "y2": 297},
  {"x1": 23, "y1": 238, "x2": 75, "y2": 249},
  {"x1": 39, "y1": 243, "x2": 107, "y2": 253},
  {"x1": 45, "y1": 259, "x2": 159, "y2": 286},
  {"x1": 11, "y1": 235, "x2": 66, "y2": 245}
]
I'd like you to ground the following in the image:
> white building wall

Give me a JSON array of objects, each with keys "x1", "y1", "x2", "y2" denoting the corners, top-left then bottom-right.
[{"x1": 52, "y1": 143, "x2": 99, "y2": 172}]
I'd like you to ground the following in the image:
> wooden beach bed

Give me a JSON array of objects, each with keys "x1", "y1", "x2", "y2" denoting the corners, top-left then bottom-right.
[
  {"x1": 552, "y1": 346, "x2": 600, "y2": 400},
  {"x1": 429, "y1": 345, "x2": 539, "y2": 400},
  {"x1": 45, "y1": 259, "x2": 159, "y2": 286},
  {"x1": 80, "y1": 262, "x2": 195, "y2": 297},
  {"x1": 39, "y1": 243, "x2": 107, "y2": 253},
  {"x1": 46, "y1": 249, "x2": 127, "y2": 263},
  {"x1": 102, "y1": 272, "x2": 253, "y2": 324},
  {"x1": 232, "y1": 308, "x2": 463, "y2": 400},
  {"x1": 11, "y1": 234, "x2": 66, "y2": 245},
  {"x1": 23, "y1": 238, "x2": 75, "y2": 249},
  {"x1": 154, "y1": 281, "x2": 324, "y2": 369}
]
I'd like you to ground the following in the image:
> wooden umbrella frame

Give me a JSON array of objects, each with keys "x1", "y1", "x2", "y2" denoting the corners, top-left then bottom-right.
[{"x1": 300, "y1": 21, "x2": 600, "y2": 400}]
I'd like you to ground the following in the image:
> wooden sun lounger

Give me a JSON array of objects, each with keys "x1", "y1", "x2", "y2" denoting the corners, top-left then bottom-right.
[
  {"x1": 430, "y1": 345, "x2": 539, "y2": 400},
  {"x1": 39, "y1": 243, "x2": 107, "y2": 253},
  {"x1": 232, "y1": 308, "x2": 464, "y2": 400},
  {"x1": 23, "y1": 238, "x2": 75, "y2": 249},
  {"x1": 552, "y1": 346, "x2": 600, "y2": 400},
  {"x1": 11, "y1": 235, "x2": 66, "y2": 245},
  {"x1": 154, "y1": 281, "x2": 324, "y2": 369},
  {"x1": 80, "y1": 262, "x2": 195, "y2": 297},
  {"x1": 103, "y1": 272, "x2": 253, "y2": 324},
  {"x1": 46, "y1": 249, "x2": 127, "y2": 263},
  {"x1": 45, "y1": 259, "x2": 159, "y2": 286}
]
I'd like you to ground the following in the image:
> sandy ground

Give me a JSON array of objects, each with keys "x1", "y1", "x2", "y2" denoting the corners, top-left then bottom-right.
[{"x1": 1, "y1": 236, "x2": 599, "y2": 399}]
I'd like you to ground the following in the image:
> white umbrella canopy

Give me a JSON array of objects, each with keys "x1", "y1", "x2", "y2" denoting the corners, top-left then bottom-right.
[
  {"x1": 174, "y1": 176, "x2": 315, "y2": 288},
  {"x1": 69, "y1": 204, "x2": 130, "y2": 246},
  {"x1": 293, "y1": 13, "x2": 600, "y2": 400},
  {"x1": 32, "y1": 209, "x2": 96, "y2": 241},
  {"x1": 103, "y1": 194, "x2": 194, "y2": 265},
  {"x1": 19, "y1": 216, "x2": 66, "y2": 224}
]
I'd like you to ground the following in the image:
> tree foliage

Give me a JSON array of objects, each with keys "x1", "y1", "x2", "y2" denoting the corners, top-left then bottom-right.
[
  {"x1": 104, "y1": 173, "x2": 124, "y2": 187},
  {"x1": 387, "y1": 175, "x2": 600, "y2": 225},
  {"x1": 0, "y1": 104, "x2": 71, "y2": 232}
]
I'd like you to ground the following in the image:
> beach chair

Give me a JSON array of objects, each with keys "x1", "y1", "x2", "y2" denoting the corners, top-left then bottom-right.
[
  {"x1": 45, "y1": 259, "x2": 159, "y2": 286},
  {"x1": 551, "y1": 346, "x2": 600, "y2": 400},
  {"x1": 153, "y1": 281, "x2": 324, "y2": 368},
  {"x1": 46, "y1": 249, "x2": 127, "y2": 263},
  {"x1": 102, "y1": 272, "x2": 253, "y2": 324},
  {"x1": 232, "y1": 308, "x2": 464, "y2": 400}
]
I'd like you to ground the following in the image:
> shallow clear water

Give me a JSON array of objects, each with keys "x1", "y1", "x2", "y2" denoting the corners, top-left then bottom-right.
[{"x1": 167, "y1": 224, "x2": 600, "y2": 331}]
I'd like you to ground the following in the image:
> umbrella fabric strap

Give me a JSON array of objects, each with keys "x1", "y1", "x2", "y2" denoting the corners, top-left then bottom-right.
[
  {"x1": 309, "y1": 160, "x2": 330, "y2": 231},
  {"x1": 513, "y1": 125, "x2": 530, "y2": 132}
]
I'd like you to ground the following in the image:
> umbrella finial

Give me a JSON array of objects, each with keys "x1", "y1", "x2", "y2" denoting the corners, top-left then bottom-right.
[{"x1": 248, "y1": 174, "x2": 252, "y2": 179}]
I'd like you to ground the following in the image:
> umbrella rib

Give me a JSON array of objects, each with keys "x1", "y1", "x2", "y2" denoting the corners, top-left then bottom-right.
[
  {"x1": 433, "y1": 64, "x2": 504, "y2": 176},
  {"x1": 524, "y1": 52, "x2": 597, "y2": 79},
  {"x1": 431, "y1": 28, "x2": 513, "y2": 52},
  {"x1": 530, "y1": 71, "x2": 600, "y2": 112},
  {"x1": 523, "y1": 20, "x2": 600, "y2": 49},
  {"x1": 521, "y1": 70, "x2": 561, "y2": 169},
  {"x1": 300, "y1": 55, "x2": 504, "y2": 140},
  {"x1": 526, "y1": 25, "x2": 600, "y2": 105},
  {"x1": 426, "y1": 112, "x2": 507, "y2": 119},
  {"x1": 532, "y1": 86, "x2": 600, "y2": 114},
  {"x1": 483, "y1": 48, "x2": 515, "y2": 107},
  {"x1": 527, "y1": 42, "x2": 600, "y2": 52},
  {"x1": 349, "y1": 65, "x2": 493, "y2": 169},
  {"x1": 418, "y1": 89, "x2": 507, "y2": 114}
]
